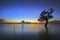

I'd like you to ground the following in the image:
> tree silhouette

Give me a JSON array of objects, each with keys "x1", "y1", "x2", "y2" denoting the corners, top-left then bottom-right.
[{"x1": 38, "y1": 8, "x2": 54, "y2": 39}]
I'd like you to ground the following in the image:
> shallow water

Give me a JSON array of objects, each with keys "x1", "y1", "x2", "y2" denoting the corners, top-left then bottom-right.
[
  {"x1": 0, "y1": 24, "x2": 60, "y2": 35},
  {"x1": 0, "y1": 24, "x2": 60, "y2": 40}
]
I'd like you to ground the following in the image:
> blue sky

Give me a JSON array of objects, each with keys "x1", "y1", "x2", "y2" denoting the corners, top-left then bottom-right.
[{"x1": 0, "y1": 0, "x2": 60, "y2": 21}]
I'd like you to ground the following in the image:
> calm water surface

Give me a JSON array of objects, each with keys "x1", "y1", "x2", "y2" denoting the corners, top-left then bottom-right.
[{"x1": 0, "y1": 24, "x2": 60, "y2": 36}]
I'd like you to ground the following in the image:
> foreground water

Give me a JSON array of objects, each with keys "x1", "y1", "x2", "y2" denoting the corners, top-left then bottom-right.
[
  {"x1": 0, "y1": 24, "x2": 60, "y2": 34},
  {"x1": 0, "y1": 24, "x2": 60, "y2": 40}
]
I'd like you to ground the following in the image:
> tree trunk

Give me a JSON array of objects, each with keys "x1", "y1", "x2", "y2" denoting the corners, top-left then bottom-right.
[
  {"x1": 45, "y1": 20, "x2": 48, "y2": 34},
  {"x1": 45, "y1": 20, "x2": 48, "y2": 40}
]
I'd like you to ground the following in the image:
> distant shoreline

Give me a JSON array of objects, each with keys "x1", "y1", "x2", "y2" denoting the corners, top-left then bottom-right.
[{"x1": 0, "y1": 23, "x2": 60, "y2": 24}]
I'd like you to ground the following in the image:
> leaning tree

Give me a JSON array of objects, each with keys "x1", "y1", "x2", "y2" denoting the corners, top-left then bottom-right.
[{"x1": 38, "y1": 8, "x2": 54, "y2": 35}]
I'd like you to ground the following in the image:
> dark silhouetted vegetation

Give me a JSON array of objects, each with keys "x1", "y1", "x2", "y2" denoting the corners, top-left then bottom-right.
[{"x1": 38, "y1": 8, "x2": 54, "y2": 40}]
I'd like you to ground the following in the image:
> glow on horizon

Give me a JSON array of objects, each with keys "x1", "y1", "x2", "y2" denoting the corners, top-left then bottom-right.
[{"x1": 4, "y1": 20, "x2": 38, "y2": 23}]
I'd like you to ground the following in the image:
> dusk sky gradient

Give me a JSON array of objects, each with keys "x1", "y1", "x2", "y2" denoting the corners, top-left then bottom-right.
[{"x1": 0, "y1": 0, "x2": 60, "y2": 22}]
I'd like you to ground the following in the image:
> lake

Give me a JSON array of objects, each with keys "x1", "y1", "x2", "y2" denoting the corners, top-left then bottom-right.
[
  {"x1": 0, "y1": 24, "x2": 60, "y2": 40},
  {"x1": 0, "y1": 24, "x2": 43, "y2": 33}
]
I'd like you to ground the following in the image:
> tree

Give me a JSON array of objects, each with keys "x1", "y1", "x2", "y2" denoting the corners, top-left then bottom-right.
[{"x1": 38, "y1": 8, "x2": 54, "y2": 39}]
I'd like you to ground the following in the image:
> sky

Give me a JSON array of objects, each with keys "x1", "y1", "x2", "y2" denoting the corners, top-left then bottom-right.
[{"x1": 0, "y1": 0, "x2": 60, "y2": 22}]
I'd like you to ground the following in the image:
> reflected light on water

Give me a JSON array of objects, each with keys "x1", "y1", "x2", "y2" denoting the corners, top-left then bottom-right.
[{"x1": 0, "y1": 24, "x2": 44, "y2": 35}]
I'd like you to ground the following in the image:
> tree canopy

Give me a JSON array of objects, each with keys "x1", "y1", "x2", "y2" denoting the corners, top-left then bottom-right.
[{"x1": 38, "y1": 8, "x2": 54, "y2": 21}]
